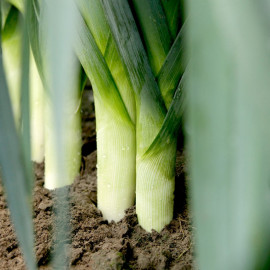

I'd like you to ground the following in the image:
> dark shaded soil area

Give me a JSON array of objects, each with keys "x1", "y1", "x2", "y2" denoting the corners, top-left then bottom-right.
[{"x1": 0, "y1": 90, "x2": 194, "y2": 269}]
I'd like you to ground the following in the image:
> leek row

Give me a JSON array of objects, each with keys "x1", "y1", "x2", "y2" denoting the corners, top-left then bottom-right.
[
  {"x1": 3, "y1": 0, "x2": 185, "y2": 232},
  {"x1": 102, "y1": 0, "x2": 184, "y2": 232}
]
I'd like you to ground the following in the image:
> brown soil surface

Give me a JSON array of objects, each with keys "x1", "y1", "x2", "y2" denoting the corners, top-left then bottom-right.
[{"x1": 0, "y1": 90, "x2": 193, "y2": 269}]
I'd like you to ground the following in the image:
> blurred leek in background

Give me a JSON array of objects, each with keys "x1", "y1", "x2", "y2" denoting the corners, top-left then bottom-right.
[
  {"x1": 2, "y1": 4, "x2": 44, "y2": 163},
  {"x1": 40, "y1": 0, "x2": 79, "y2": 266},
  {"x1": 41, "y1": 0, "x2": 82, "y2": 189},
  {"x1": 1, "y1": 0, "x2": 82, "y2": 267},
  {"x1": 0, "y1": 0, "x2": 36, "y2": 269},
  {"x1": 187, "y1": 0, "x2": 270, "y2": 269},
  {"x1": 2, "y1": 0, "x2": 82, "y2": 189}
]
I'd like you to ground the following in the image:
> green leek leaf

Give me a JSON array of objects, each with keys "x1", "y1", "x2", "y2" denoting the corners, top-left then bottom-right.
[
  {"x1": 77, "y1": 0, "x2": 110, "y2": 54},
  {"x1": 131, "y1": 0, "x2": 172, "y2": 76},
  {"x1": 0, "y1": 7, "x2": 36, "y2": 269},
  {"x1": 5, "y1": 0, "x2": 23, "y2": 13},
  {"x1": 28, "y1": 0, "x2": 45, "y2": 84},
  {"x1": 1, "y1": 1, "x2": 11, "y2": 27},
  {"x1": 20, "y1": 0, "x2": 32, "y2": 196},
  {"x1": 157, "y1": 25, "x2": 186, "y2": 109},
  {"x1": 75, "y1": 14, "x2": 133, "y2": 125},
  {"x1": 161, "y1": 0, "x2": 181, "y2": 39},
  {"x1": 145, "y1": 73, "x2": 186, "y2": 158},
  {"x1": 40, "y1": 0, "x2": 79, "y2": 265},
  {"x1": 188, "y1": 0, "x2": 270, "y2": 269},
  {"x1": 101, "y1": 0, "x2": 166, "y2": 155},
  {"x1": 77, "y1": 0, "x2": 136, "y2": 123}
]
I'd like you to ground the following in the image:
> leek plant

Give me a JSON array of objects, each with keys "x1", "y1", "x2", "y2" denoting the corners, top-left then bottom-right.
[
  {"x1": 1, "y1": 0, "x2": 82, "y2": 267},
  {"x1": 2, "y1": 5, "x2": 44, "y2": 163},
  {"x1": 40, "y1": 0, "x2": 79, "y2": 266},
  {"x1": 38, "y1": 0, "x2": 82, "y2": 189},
  {"x1": 2, "y1": 0, "x2": 83, "y2": 188},
  {"x1": 73, "y1": 0, "x2": 185, "y2": 231},
  {"x1": 100, "y1": 0, "x2": 185, "y2": 232},
  {"x1": 2, "y1": 6, "x2": 21, "y2": 128},
  {"x1": 75, "y1": 0, "x2": 136, "y2": 222}
]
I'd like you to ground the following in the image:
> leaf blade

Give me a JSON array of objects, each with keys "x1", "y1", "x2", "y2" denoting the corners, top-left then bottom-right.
[
  {"x1": 157, "y1": 24, "x2": 186, "y2": 109},
  {"x1": 101, "y1": 0, "x2": 166, "y2": 155},
  {"x1": 0, "y1": 7, "x2": 36, "y2": 269}
]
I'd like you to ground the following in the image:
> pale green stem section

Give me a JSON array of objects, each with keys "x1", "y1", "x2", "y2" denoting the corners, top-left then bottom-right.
[
  {"x1": 104, "y1": 37, "x2": 136, "y2": 123},
  {"x1": 44, "y1": 86, "x2": 81, "y2": 189},
  {"x1": 30, "y1": 51, "x2": 44, "y2": 163},
  {"x1": 75, "y1": 14, "x2": 136, "y2": 221},
  {"x1": 2, "y1": 9, "x2": 44, "y2": 162},
  {"x1": 6, "y1": 0, "x2": 23, "y2": 13},
  {"x1": 2, "y1": 15, "x2": 21, "y2": 128},
  {"x1": 132, "y1": 0, "x2": 172, "y2": 76},
  {"x1": 41, "y1": 0, "x2": 82, "y2": 190},
  {"x1": 101, "y1": 0, "x2": 174, "y2": 231},
  {"x1": 136, "y1": 140, "x2": 176, "y2": 232},
  {"x1": 77, "y1": 0, "x2": 136, "y2": 122},
  {"x1": 95, "y1": 96, "x2": 136, "y2": 222},
  {"x1": 1, "y1": 2, "x2": 11, "y2": 28},
  {"x1": 188, "y1": 1, "x2": 270, "y2": 269}
]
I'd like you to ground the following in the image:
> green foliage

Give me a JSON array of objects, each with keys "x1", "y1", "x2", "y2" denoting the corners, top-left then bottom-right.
[
  {"x1": 2, "y1": 0, "x2": 269, "y2": 269},
  {"x1": 101, "y1": 0, "x2": 184, "y2": 232},
  {"x1": 187, "y1": 0, "x2": 270, "y2": 269},
  {"x1": 0, "y1": 2, "x2": 36, "y2": 269}
]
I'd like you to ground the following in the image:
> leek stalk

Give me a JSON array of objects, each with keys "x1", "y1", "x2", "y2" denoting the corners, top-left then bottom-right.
[
  {"x1": 0, "y1": 2, "x2": 36, "y2": 268},
  {"x1": 2, "y1": 1, "x2": 82, "y2": 187},
  {"x1": 40, "y1": 0, "x2": 82, "y2": 189},
  {"x1": 188, "y1": 0, "x2": 270, "y2": 268},
  {"x1": 75, "y1": 2, "x2": 136, "y2": 221},
  {"x1": 2, "y1": 7, "x2": 21, "y2": 128},
  {"x1": 43, "y1": 82, "x2": 81, "y2": 189},
  {"x1": 29, "y1": 51, "x2": 44, "y2": 163},
  {"x1": 2, "y1": 5, "x2": 44, "y2": 163}
]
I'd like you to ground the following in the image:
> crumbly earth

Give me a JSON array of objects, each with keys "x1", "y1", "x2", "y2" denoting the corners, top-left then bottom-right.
[{"x1": 0, "y1": 90, "x2": 194, "y2": 269}]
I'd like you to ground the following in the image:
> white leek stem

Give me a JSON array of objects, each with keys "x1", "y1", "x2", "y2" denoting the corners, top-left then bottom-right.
[
  {"x1": 30, "y1": 52, "x2": 44, "y2": 163},
  {"x1": 44, "y1": 91, "x2": 81, "y2": 189},
  {"x1": 136, "y1": 141, "x2": 176, "y2": 232},
  {"x1": 95, "y1": 101, "x2": 136, "y2": 222}
]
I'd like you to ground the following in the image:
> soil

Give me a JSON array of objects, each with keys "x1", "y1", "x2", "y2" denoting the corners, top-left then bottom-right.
[{"x1": 0, "y1": 90, "x2": 194, "y2": 270}]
